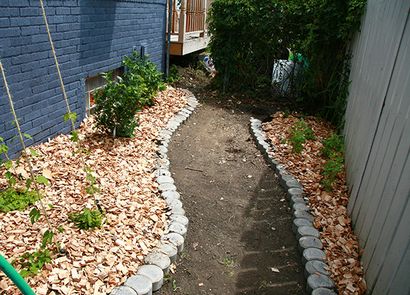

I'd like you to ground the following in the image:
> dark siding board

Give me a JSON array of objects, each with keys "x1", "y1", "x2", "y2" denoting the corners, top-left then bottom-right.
[{"x1": 0, "y1": 0, "x2": 166, "y2": 157}]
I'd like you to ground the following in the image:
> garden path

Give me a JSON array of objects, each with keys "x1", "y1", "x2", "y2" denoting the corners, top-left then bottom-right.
[{"x1": 159, "y1": 69, "x2": 306, "y2": 295}]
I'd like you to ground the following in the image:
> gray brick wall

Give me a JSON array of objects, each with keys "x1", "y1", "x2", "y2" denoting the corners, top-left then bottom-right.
[{"x1": 0, "y1": 0, "x2": 166, "y2": 157}]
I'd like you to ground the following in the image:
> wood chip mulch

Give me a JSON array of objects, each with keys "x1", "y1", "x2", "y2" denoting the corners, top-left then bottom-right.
[
  {"x1": 262, "y1": 112, "x2": 367, "y2": 295},
  {"x1": 0, "y1": 87, "x2": 188, "y2": 295}
]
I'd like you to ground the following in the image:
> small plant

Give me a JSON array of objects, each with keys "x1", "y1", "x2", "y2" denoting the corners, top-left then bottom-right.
[
  {"x1": 17, "y1": 248, "x2": 52, "y2": 278},
  {"x1": 0, "y1": 188, "x2": 41, "y2": 213},
  {"x1": 69, "y1": 208, "x2": 103, "y2": 230},
  {"x1": 288, "y1": 119, "x2": 316, "y2": 153},
  {"x1": 94, "y1": 52, "x2": 165, "y2": 137},
  {"x1": 166, "y1": 65, "x2": 180, "y2": 83},
  {"x1": 321, "y1": 133, "x2": 344, "y2": 158},
  {"x1": 321, "y1": 155, "x2": 344, "y2": 191}
]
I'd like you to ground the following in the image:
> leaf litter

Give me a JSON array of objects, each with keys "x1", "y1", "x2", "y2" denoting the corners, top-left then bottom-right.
[
  {"x1": 0, "y1": 87, "x2": 188, "y2": 295},
  {"x1": 262, "y1": 112, "x2": 366, "y2": 295}
]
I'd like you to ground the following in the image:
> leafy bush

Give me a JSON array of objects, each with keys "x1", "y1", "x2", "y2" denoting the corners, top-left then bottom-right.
[
  {"x1": 321, "y1": 155, "x2": 344, "y2": 191},
  {"x1": 322, "y1": 133, "x2": 344, "y2": 158},
  {"x1": 94, "y1": 52, "x2": 165, "y2": 137},
  {"x1": 17, "y1": 248, "x2": 52, "y2": 278},
  {"x1": 288, "y1": 119, "x2": 315, "y2": 153},
  {"x1": 0, "y1": 188, "x2": 41, "y2": 213},
  {"x1": 69, "y1": 208, "x2": 104, "y2": 230},
  {"x1": 208, "y1": 0, "x2": 366, "y2": 128}
]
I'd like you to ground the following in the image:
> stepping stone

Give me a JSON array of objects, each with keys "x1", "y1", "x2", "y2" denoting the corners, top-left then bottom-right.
[
  {"x1": 297, "y1": 226, "x2": 320, "y2": 240},
  {"x1": 170, "y1": 215, "x2": 189, "y2": 228},
  {"x1": 158, "y1": 183, "x2": 177, "y2": 192},
  {"x1": 162, "y1": 190, "x2": 180, "y2": 200},
  {"x1": 286, "y1": 179, "x2": 303, "y2": 189},
  {"x1": 145, "y1": 252, "x2": 171, "y2": 274},
  {"x1": 166, "y1": 198, "x2": 183, "y2": 210},
  {"x1": 294, "y1": 210, "x2": 315, "y2": 222},
  {"x1": 288, "y1": 187, "x2": 304, "y2": 198},
  {"x1": 307, "y1": 274, "x2": 335, "y2": 293},
  {"x1": 157, "y1": 176, "x2": 174, "y2": 184},
  {"x1": 157, "y1": 242, "x2": 178, "y2": 262},
  {"x1": 137, "y1": 265, "x2": 164, "y2": 291},
  {"x1": 292, "y1": 218, "x2": 313, "y2": 234},
  {"x1": 290, "y1": 195, "x2": 305, "y2": 206},
  {"x1": 110, "y1": 286, "x2": 137, "y2": 295},
  {"x1": 305, "y1": 260, "x2": 330, "y2": 277},
  {"x1": 293, "y1": 202, "x2": 310, "y2": 212},
  {"x1": 170, "y1": 207, "x2": 185, "y2": 216},
  {"x1": 302, "y1": 248, "x2": 326, "y2": 264},
  {"x1": 312, "y1": 287, "x2": 337, "y2": 295},
  {"x1": 161, "y1": 232, "x2": 185, "y2": 253},
  {"x1": 299, "y1": 236, "x2": 323, "y2": 252},
  {"x1": 168, "y1": 222, "x2": 187, "y2": 238},
  {"x1": 125, "y1": 274, "x2": 152, "y2": 295}
]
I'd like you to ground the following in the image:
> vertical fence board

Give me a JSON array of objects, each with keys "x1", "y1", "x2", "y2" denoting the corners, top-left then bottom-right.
[{"x1": 345, "y1": 0, "x2": 410, "y2": 293}]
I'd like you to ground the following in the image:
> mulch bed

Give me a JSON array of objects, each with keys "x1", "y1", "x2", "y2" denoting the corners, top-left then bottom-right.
[
  {"x1": 0, "y1": 87, "x2": 188, "y2": 295},
  {"x1": 262, "y1": 112, "x2": 366, "y2": 295}
]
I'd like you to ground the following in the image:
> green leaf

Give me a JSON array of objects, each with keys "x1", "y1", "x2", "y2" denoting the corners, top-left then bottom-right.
[
  {"x1": 29, "y1": 148, "x2": 39, "y2": 157},
  {"x1": 4, "y1": 160, "x2": 13, "y2": 170},
  {"x1": 29, "y1": 208, "x2": 41, "y2": 224},
  {"x1": 57, "y1": 225, "x2": 65, "y2": 233},
  {"x1": 70, "y1": 131, "x2": 79, "y2": 142},
  {"x1": 25, "y1": 178, "x2": 32, "y2": 190},
  {"x1": 23, "y1": 133, "x2": 33, "y2": 140},
  {"x1": 64, "y1": 112, "x2": 77, "y2": 123},
  {"x1": 35, "y1": 175, "x2": 49, "y2": 186},
  {"x1": 41, "y1": 230, "x2": 54, "y2": 248}
]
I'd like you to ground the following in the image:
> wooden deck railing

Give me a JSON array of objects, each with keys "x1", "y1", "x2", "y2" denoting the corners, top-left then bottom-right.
[{"x1": 168, "y1": 0, "x2": 209, "y2": 43}]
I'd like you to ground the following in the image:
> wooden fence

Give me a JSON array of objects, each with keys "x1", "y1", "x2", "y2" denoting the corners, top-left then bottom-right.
[{"x1": 344, "y1": 1, "x2": 410, "y2": 294}]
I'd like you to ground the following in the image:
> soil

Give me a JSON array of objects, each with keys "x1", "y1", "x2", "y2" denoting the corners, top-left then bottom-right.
[{"x1": 158, "y1": 67, "x2": 306, "y2": 295}]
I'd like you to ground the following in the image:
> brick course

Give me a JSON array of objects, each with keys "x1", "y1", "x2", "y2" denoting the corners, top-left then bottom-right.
[{"x1": 0, "y1": 0, "x2": 166, "y2": 156}]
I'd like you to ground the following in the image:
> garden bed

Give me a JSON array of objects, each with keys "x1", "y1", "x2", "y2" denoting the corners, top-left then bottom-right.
[
  {"x1": 262, "y1": 112, "x2": 366, "y2": 294},
  {"x1": 0, "y1": 87, "x2": 188, "y2": 295}
]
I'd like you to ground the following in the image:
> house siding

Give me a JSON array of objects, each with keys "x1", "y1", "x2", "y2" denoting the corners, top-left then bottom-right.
[{"x1": 0, "y1": 0, "x2": 166, "y2": 156}]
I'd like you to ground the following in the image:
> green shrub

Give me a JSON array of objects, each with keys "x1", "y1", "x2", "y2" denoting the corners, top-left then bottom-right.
[
  {"x1": 17, "y1": 248, "x2": 52, "y2": 278},
  {"x1": 321, "y1": 154, "x2": 344, "y2": 191},
  {"x1": 322, "y1": 133, "x2": 344, "y2": 158},
  {"x1": 94, "y1": 52, "x2": 165, "y2": 137},
  {"x1": 69, "y1": 208, "x2": 104, "y2": 230},
  {"x1": 0, "y1": 188, "x2": 41, "y2": 213},
  {"x1": 288, "y1": 119, "x2": 315, "y2": 153},
  {"x1": 208, "y1": 0, "x2": 366, "y2": 128}
]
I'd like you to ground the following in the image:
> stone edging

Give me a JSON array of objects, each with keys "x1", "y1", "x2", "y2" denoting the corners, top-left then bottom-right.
[
  {"x1": 110, "y1": 92, "x2": 199, "y2": 295},
  {"x1": 249, "y1": 117, "x2": 337, "y2": 295}
]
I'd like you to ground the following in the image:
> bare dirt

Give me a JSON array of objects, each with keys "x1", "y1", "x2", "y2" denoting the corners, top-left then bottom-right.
[{"x1": 159, "y1": 68, "x2": 306, "y2": 295}]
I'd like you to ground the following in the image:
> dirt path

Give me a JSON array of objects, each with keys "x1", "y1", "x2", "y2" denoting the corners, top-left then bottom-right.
[{"x1": 158, "y1": 81, "x2": 306, "y2": 294}]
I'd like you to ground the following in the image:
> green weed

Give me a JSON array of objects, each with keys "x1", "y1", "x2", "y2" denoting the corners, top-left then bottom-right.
[{"x1": 69, "y1": 208, "x2": 104, "y2": 230}]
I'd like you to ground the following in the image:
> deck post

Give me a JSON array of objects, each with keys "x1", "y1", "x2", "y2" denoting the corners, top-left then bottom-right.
[{"x1": 178, "y1": 0, "x2": 187, "y2": 43}]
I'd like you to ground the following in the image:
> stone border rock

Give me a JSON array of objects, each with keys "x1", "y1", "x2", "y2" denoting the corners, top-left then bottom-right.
[
  {"x1": 110, "y1": 92, "x2": 199, "y2": 295},
  {"x1": 249, "y1": 117, "x2": 337, "y2": 295}
]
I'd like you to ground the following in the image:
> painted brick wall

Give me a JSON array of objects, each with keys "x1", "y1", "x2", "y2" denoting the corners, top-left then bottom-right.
[{"x1": 0, "y1": 0, "x2": 166, "y2": 157}]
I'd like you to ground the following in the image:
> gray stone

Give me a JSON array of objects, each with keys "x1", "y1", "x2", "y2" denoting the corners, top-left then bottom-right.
[
  {"x1": 297, "y1": 226, "x2": 320, "y2": 240},
  {"x1": 307, "y1": 274, "x2": 335, "y2": 293},
  {"x1": 158, "y1": 183, "x2": 177, "y2": 192},
  {"x1": 162, "y1": 190, "x2": 180, "y2": 200},
  {"x1": 157, "y1": 175, "x2": 174, "y2": 184},
  {"x1": 158, "y1": 145, "x2": 168, "y2": 155},
  {"x1": 286, "y1": 179, "x2": 303, "y2": 189},
  {"x1": 288, "y1": 187, "x2": 304, "y2": 198},
  {"x1": 125, "y1": 274, "x2": 152, "y2": 295},
  {"x1": 157, "y1": 242, "x2": 178, "y2": 262},
  {"x1": 144, "y1": 252, "x2": 171, "y2": 274},
  {"x1": 280, "y1": 174, "x2": 295, "y2": 187},
  {"x1": 302, "y1": 248, "x2": 326, "y2": 264},
  {"x1": 268, "y1": 156, "x2": 279, "y2": 167},
  {"x1": 161, "y1": 232, "x2": 185, "y2": 253},
  {"x1": 261, "y1": 142, "x2": 270, "y2": 150},
  {"x1": 294, "y1": 210, "x2": 315, "y2": 222},
  {"x1": 290, "y1": 195, "x2": 305, "y2": 206},
  {"x1": 311, "y1": 287, "x2": 337, "y2": 295},
  {"x1": 305, "y1": 260, "x2": 330, "y2": 277},
  {"x1": 299, "y1": 236, "x2": 323, "y2": 252},
  {"x1": 168, "y1": 222, "x2": 187, "y2": 238},
  {"x1": 170, "y1": 214, "x2": 189, "y2": 228},
  {"x1": 166, "y1": 198, "x2": 183, "y2": 210},
  {"x1": 110, "y1": 286, "x2": 137, "y2": 295},
  {"x1": 275, "y1": 164, "x2": 285, "y2": 174},
  {"x1": 293, "y1": 202, "x2": 309, "y2": 212},
  {"x1": 137, "y1": 265, "x2": 164, "y2": 291},
  {"x1": 171, "y1": 206, "x2": 186, "y2": 215},
  {"x1": 292, "y1": 218, "x2": 313, "y2": 234},
  {"x1": 154, "y1": 169, "x2": 171, "y2": 177}
]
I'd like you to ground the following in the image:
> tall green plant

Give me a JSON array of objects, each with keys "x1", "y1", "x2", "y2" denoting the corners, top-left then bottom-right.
[{"x1": 94, "y1": 52, "x2": 165, "y2": 137}]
